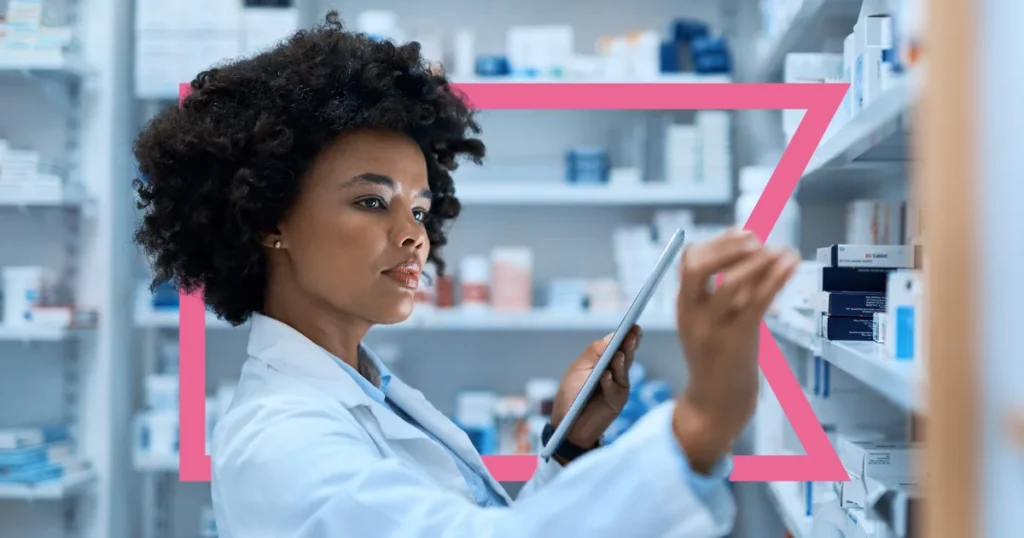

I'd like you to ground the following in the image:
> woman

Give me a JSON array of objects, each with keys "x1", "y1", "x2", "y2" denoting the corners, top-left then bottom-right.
[{"x1": 133, "y1": 12, "x2": 799, "y2": 538}]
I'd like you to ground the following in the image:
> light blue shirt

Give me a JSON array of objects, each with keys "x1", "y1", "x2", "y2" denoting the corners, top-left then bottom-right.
[{"x1": 337, "y1": 345, "x2": 731, "y2": 508}]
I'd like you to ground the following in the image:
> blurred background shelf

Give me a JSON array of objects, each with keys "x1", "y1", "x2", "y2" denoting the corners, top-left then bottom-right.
[
  {"x1": 450, "y1": 74, "x2": 733, "y2": 84},
  {"x1": 754, "y1": 0, "x2": 861, "y2": 81},
  {"x1": 0, "y1": 325, "x2": 84, "y2": 342},
  {"x1": 766, "y1": 313, "x2": 921, "y2": 411},
  {"x1": 134, "y1": 452, "x2": 179, "y2": 473},
  {"x1": 0, "y1": 182, "x2": 93, "y2": 209},
  {"x1": 453, "y1": 181, "x2": 731, "y2": 205},
  {"x1": 765, "y1": 480, "x2": 812, "y2": 538},
  {"x1": 134, "y1": 307, "x2": 677, "y2": 332},
  {"x1": 0, "y1": 470, "x2": 96, "y2": 501},
  {"x1": 794, "y1": 73, "x2": 919, "y2": 201}
]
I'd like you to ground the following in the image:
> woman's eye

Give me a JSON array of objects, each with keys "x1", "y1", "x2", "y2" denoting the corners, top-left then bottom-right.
[
  {"x1": 358, "y1": 197, "x2": 385, "y2": 210},
  {"x1": 412, "y1": 209, "x2": 427, "y2": 222}
]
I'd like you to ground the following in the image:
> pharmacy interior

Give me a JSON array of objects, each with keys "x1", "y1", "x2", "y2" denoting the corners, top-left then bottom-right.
[{"x1": 0, "y1": 0, "x2": 1020, "y2": 536}]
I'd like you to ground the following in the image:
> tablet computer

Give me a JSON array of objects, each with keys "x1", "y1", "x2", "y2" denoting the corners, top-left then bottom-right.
[{"x1": 539, "y1": 228, "x2": 687, "y2": 460}]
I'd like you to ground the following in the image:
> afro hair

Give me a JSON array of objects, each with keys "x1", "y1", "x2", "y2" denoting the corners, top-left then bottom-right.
[{"x1": 132, "y1": 11, "x2": 485, "y2": 326}]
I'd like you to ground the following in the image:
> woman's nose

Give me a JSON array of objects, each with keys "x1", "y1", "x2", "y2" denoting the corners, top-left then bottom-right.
[{"x1": 393, "y1": 213, "x2": 427, "y2": 250}]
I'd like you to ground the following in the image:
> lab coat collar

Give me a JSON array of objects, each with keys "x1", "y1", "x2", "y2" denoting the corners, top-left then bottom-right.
[
  {"x1": 246, "y1": 314, "x2": 421, "y2": 441},
  {"x1": 246, "y1": 314, "x2": 513, "y2": 504}
]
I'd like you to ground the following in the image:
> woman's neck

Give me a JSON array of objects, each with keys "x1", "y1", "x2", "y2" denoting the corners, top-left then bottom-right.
[{"x1": 262, "y1": 284, "x2": 370, "y2": 371}]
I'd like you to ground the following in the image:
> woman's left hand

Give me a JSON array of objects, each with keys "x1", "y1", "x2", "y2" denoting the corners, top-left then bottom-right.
[{"x1": 550, "y1": 325, "x2": 643, "y2": 452}]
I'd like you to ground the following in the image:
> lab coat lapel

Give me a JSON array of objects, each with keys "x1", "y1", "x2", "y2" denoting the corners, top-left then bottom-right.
[
  {"x1": 246, "y1": 315, "x2": 423, "y2": 442},
  {"x1": 386, "y1": 377, "x2": 515, "y2": 505},
  {"x1": 246, "y1": 315, "x2": 478, "y2": 499}
]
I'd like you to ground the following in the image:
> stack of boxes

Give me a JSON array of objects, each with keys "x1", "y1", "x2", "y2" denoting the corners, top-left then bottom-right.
[
  {"x1": 0, "y1": 140, "x2": 65, "y2": 204},
  {"x1": 796, "y1": 355, "x2": 910, "y2": 523},
  {"x1": 818, "y1": 436, "x2": 920, "y2": 538},
  {"x1": 814, "y1": 243, "x2": 916, "y2": 343},
  {"x1": 811, "y1": 197, "x2": 925, "y2": 363},
  {"x1": 0, "y1": 0, "x2": 76, "y2": 66},
  {"x1": 0, "y1": 425, "x2": 91, "y2": 485}
]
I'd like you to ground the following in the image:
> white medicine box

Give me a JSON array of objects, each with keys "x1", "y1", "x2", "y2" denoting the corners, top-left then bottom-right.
[
  {"x1": 839, "y1": 438, "x2": 917, "y2": 481},
  {"x1": 885, "y1": 270, "x2": 924, "y2": 361}
]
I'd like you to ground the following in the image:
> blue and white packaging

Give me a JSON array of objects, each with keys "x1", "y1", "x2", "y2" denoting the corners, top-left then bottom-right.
[
  {"x1": 813, "y1": 291, "x2": 886, "y2": 317},
  {"x1": 818, "y1": 266, "x2": 892, "y2": 293},
  {"x1": 637, "y1": 380, "x2": 674, "y2": 410},
  {"x1": 816, "y1": 244, "x2": 918, "y2": 269},
  {"x1": 885, "y1": 270, "x2": 923, "y2": 360},
  {"x1": 820, "y1": 314, "x2": 875, "y2": 341},
  {"x1": 455, "y1": 391, "x2": 499, "y2": 455}
]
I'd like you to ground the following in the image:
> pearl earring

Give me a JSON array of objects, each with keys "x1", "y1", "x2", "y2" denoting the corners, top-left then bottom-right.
[{"x1": 273, "y1": 240, "x2": 282, "y2": 249}]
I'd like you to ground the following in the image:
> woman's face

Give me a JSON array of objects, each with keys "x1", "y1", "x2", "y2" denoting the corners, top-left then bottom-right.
[{"x1": 271, "y1": 129, "x2": 432, "y2": 325}]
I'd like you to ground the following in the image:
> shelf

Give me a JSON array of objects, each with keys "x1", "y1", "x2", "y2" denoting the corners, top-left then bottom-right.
[
  {"x1": 0, "y1": 469, "x2": 96, "y2": 501},
  {"x1": 142, "y1": 74, "x2": 734, "y2": 101},
  {"x1": 135, "y1": 308, "x2": 233, "y2": 330},
  {"x1": 766, "y1": 313, "x2": 921, "y2": 410},
  {"x1": 766, "y1": 481, "x2": 812, "y2": 538},
  {"x1": 454, "y1": 181, "x2": 732, "y2": 206},
  {"x1": 0, "y1": 325, "x2": 84, "y2": 342},
  {"x1": 807, "y1": 74, "x2": 916, "y2": 172},
  {"x1": 0, "y1": 55, "x2": 94, "y2": 116},
  {"x1": 0, "y1": 182, "x2": 93, "y2": 209},
  {"x1": 451, "y1": 73, "x2": 732, "y2": 84},
  {"x1": 135, "y1": 307, "x2": 677, "y2": 332},
  {"x1": 134, "y1": 452, "x2": 179, "y2": 473},
  {"x1": 754, "y1": 0, "x2": 861, "y2": 81},
  {"x1": 0, "y1": 54, "x2": 92, "y2": 80}
]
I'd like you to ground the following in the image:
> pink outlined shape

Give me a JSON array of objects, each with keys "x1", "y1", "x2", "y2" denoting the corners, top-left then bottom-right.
[{"x1": 177, "y1": 80, "x2": 850, "y2": 483}]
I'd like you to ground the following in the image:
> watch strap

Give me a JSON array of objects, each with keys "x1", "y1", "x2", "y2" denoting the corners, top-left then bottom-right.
[{"x1": 541, "y1": 421, "x2": 598, "y2": 463}]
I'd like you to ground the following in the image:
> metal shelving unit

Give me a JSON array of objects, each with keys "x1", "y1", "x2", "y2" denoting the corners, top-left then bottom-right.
[
  {"x1": 0, "y1": 1, "x2": 103, "y2": 537},
  {"x1": 750, "y1": 2, "x2": 923, "y2": 536}
]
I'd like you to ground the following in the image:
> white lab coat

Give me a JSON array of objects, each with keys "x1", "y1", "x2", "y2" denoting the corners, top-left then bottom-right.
[{"x1": 211, "y1": 314, "x2": 736, "y2": 538}]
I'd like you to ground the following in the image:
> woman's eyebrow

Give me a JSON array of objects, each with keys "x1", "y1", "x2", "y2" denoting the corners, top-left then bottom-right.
[
  {"x1": 344, "y1": 173, "x2": 396, "y2": 190},
  {"x1": 344, "y1": 173, "x2": 432, "y2": 199}
]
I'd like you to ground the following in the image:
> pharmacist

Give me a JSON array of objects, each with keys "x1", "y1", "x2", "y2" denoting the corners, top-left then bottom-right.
[{"x1": 131, "y1": 12, "x2": 800, "y2": 538}]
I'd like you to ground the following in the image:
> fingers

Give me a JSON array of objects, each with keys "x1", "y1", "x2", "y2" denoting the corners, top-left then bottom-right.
[
  {"x1": 599, "y1": 370, "x2": 616, "y2": 397},
  {"x1": 679, "y1": 229, "x2": 761, "y2": 305},
  {"x1": 742, "y1": 251, "x2": 801, "y2": 323},
  {"x1": 709, "y1": 248, "x2": 779, "y2": 319},
  {"x1": 588, "y1": 332, "x2": 615, "y2": 358},
  {"x1": 607, "y1": 351, "x2": 629, "y2": 389}
]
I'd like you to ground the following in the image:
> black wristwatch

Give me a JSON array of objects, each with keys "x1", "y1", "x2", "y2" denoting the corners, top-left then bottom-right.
[{"x1": 541, "y1": 422, "x2": 600, "y2": 463}]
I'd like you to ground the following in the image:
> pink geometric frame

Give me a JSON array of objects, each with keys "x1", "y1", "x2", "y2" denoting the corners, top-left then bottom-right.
[{"x1": 177, "y1": 80, "x2": 850, "y2": 483}]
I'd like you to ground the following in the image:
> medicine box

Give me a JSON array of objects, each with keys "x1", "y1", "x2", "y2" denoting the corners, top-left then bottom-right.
[
  {"x1": 807, "y1": 429, "x2": 889, "y2": 517},
  {"x1": 885, "y1": 270, "x2": 923, "y2": 361},
  {"x1": 840, "y1": 439, "x2": 917, "y2": 481},
  {"x1": 820, "y1": 314, "x2": 875, "y2": 341},
  {"x1": 836, "y1": 439, "x2": 918, "y2": 510},
  {"x1": 872, "y1": 312, "x2": 886, "y2": 344},
  {"x1": 818, "y1": 266, "x2": 892, "y2": 293},
  {"x1": 816, "y1": 244, "x2": 918, "y2": 269},
  {"x1": 813, "y1": 291, "x2": 886, "y2": 317}
]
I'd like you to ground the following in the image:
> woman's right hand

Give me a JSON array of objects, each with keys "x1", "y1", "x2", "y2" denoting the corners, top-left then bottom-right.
[{"x1": 671, "y1": 229, "x2": 800, "y2": 474}]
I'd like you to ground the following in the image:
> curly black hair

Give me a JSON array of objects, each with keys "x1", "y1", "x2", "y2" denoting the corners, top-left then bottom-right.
[{"x1": 132, "y1": 11, "x2": 485, "y2": 326}]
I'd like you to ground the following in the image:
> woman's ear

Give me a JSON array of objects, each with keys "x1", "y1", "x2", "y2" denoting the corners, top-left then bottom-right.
[{"x1": 262, "y1": 232, "x2": 284, "y2": 250}]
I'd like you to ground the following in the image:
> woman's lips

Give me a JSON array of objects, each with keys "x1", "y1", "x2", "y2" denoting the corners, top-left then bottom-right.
[{"x1": 382, "y1": 267, "x2": 420, "y2": 289}]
